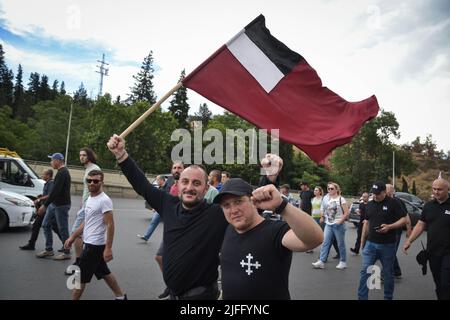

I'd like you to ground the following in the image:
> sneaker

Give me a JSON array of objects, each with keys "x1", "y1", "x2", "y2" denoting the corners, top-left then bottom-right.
[
  {"x1": 137, "y1": 234, "x2": 148, "y2": 241},
  {"x1": 395, "y1": 274, "x2": 402, "y2": 279},
  {"x1": 36, "y1": 250, "x2": 54, "y2": 258},
  {"x1": 332, "y1": 254, "x2": 341, "y2": 260},
  {"x1": 115, "y1": 294, "x2": 128, "y2": 300},
  {"x1": 19, "y1": 243, "x2": 35, "y2": 250},
  {"x1": 57, "y1": 246, "x2": 65, "y2": 253},
  {"x1": 312, "y1": 260, "x2": 325, "y2": 269},
  {"x1": 157, "y1": 287, "x2": 170, "y2": 300},
  {"x1": 336, "y1": 261, "x2": 347, "y2": 269},
  {"x1": 53, "y1": 253, "x2": 71, "y2": 261},
  {"x1": 350, "y1": 248, "x2": 359, "y2": 255}
]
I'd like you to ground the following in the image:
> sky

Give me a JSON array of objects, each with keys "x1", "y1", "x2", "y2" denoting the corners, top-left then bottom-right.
[{"x1": 0, "y1": 0, "x2": 449, "y2": 151}]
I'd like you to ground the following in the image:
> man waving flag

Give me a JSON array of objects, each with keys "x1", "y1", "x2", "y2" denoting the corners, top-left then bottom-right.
[{"x1": 183, "y1": 14, "x2": 379, "y2": 164}]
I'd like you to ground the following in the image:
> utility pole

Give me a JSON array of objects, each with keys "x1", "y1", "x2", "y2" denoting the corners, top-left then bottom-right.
[{"x1": 96, "y1": 53, "x2": 109, "y2": 96}]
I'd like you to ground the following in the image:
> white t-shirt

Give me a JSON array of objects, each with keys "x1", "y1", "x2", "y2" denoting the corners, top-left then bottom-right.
[
  {"x1": 83, "y1": 192, "x2": 113, "y2": 245},
  {"x1": 321, "y1": 194, "x2": 346, "y2": 225}
]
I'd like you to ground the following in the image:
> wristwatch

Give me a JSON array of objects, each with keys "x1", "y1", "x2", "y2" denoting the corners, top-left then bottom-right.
[{"x1": 274, "y1": 197, "x2": 289, "y2": 215}]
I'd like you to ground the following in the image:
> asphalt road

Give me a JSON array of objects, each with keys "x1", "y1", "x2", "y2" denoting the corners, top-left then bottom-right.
[{"x1": 0, "y1": 195, "x2": 436, "y2": 300}]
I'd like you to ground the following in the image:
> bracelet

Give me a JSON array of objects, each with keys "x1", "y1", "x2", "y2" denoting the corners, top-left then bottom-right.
[
  {"x1": 274, "y1": 197, "x2": 289, "y2": 215},
  {"x1": 116, "y1": 151, "x2": 127, "y2": 161}
]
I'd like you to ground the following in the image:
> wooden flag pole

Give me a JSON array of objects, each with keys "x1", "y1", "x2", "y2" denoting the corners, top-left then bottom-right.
[{"x1": 119, "y1": 82, "x2": 183, "y2": 139}]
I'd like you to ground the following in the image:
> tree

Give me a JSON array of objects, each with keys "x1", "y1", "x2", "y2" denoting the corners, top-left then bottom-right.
[
  {"x1": 38, "y1": 75, "x2": 51, "y2": 101},
  {"x1": 401, "y1": 176, "x2": 409, "y2": 193},
  {"x1": 60, "y1": 81, "x2": 66, "y2": 95},
  {"x1": 412, "y1": 180, "x2": 417, "y2": 195},
  {"x1": 0, "y1": 44, "x2": 14, "y2": 108},
  {"x1": 168, "y1": 70, "x2": 189, "y2": 129},
  {"x1": 51, "y1": 79, "x2": 59, "y2": 99},
  {"x1": 129, "y1": 51, "x2": 156, "y2": 104},
  {"x1": 194, "y1": 103, "x2": 212, "y2": 127},
  {"x1": 331, "y1": 110, "x2": 416, "y2": 195},
  {"x1": 27, "y1": 72, "x2": 40, "y2": 105},
  {"x1": 73, "y1": 82, "x2": 89, "y2": 107},
  {"x1": 12, "y1": 64, "x2": 24, "y2": 119}
]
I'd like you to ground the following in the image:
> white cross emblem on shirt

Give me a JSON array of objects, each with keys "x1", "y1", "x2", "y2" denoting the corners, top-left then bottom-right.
[{"x1": 240, "y1": 253, "x2": 261, "y2": 276}]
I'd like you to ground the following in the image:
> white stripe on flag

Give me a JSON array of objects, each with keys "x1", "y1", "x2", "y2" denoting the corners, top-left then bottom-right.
[{"x1": 227, "y1": 30, "x2": 283, "y2": 93}]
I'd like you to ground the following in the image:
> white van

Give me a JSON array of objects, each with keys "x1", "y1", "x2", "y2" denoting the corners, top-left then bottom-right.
[{"x1": 0, "y1": 148, "x2": 45, "y2": 200}]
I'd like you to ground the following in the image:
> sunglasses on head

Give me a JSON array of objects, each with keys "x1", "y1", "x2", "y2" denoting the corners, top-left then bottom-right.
[{"x1": 86, "y1": 178, "x2": 101, "y2": 184}]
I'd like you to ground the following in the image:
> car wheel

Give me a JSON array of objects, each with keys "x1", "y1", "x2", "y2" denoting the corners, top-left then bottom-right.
[{"x1": 0, "y1": 209, "x2": 9, "y2": 232}]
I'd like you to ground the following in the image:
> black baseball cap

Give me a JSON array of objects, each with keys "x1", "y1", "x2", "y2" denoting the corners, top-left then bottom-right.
[
  {"x1": 371, "y1": 181, "x2": 386, "y2": 195},
  {"x1": 213, "y1": 178, "x2": 253, "y2": 204}
]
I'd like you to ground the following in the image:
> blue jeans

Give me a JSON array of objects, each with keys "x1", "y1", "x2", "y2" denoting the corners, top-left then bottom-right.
[
  {"x1": 319, "y1": 223, "x2": 346, "y2": 263},
  {"x1": 358, "y1": 240, "x2": 396, "y2": 300},
  {"x1": 42, "y1": 204, "x2": 71, "y2": 253},
  {"x1": 143, "y1": 211, "x2": 161, "y2": 240}
]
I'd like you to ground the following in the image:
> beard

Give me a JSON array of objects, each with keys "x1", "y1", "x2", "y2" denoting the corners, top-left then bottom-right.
[{"x1": 173, "y1": 172, "x2": 180, "y2": 180}]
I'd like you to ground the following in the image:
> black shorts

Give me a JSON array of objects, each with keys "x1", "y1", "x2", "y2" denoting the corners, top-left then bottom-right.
[{"x1": 79, "y1": 243, "x2": 111, "y2": 284}]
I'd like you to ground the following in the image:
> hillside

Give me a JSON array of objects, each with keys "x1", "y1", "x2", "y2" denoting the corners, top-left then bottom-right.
[{"x1": 397, "y1": 153, "x2": 450, "y2": 201}]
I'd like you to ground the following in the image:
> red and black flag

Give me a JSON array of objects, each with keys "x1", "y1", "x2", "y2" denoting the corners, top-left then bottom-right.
[{"x1": 183, "y1": 14, "x2": 379, "y2": 164}]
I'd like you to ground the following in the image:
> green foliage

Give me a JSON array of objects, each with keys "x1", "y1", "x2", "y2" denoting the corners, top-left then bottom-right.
[
  {"x1": 168, "y1": 70, "x2": 190, "y2": 129},
  {"x1": 129, "y1": 51, "x2": 156, "y2": 104},
  {"x1": 331, "y1": 110, "x2": 416, "y2": 195}
]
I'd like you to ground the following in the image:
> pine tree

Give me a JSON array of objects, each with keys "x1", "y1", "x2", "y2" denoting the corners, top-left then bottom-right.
[
  {"x1": 38, "y1": 75, "x2": 51, "y2": 101},
  {"x1": 74, "y1": 82, "x2": 88, "y2": 107},
  {"x1": 194, "y1": 102, "x2": 212, "y2": 127},
  {"x1": 401, "y1": 176, "x2": 409, "y2": 193},
  {"x1": 115, "y1": 95, "x2": 121, "y2": 104},
  {"x1": 27, "y1": 72, "x2": 40, "y2": 104},
  {"x1": 60, "y1": 81, "x2": 66, "y2": 95},
  {"x1": 129, "y1": 51, "x2": 156, "y2": 104},
  {"x1": 0, "y1": 44, "x2": 14, "y2": 108},
  {"x1": 412, "y1": 180, "x2": 417, "y2": 195},
  {"x1": 168, "y1": 69, "x2": 189, "y2": 129},
  {"x1": 51, "y1": 79, "x2": 59, "y2": 99},
  {"x1": 12, "y1": 64, "x2": 24, "y2": 118}
]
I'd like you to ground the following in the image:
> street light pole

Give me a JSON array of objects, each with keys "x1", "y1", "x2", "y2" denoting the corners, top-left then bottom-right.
[{"x1": 65, "y1": 101, "x2": 73, "y2": 166}]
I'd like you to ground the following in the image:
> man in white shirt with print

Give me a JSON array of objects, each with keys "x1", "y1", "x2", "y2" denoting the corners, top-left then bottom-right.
[{"x1": 65, "y1": 170, "x2": 126, "y2": 300}]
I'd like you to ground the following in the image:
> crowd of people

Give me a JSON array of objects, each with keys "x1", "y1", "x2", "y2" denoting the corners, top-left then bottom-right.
[{"x1": 16, "y1": 137, "x2": 450, "y2": 301}]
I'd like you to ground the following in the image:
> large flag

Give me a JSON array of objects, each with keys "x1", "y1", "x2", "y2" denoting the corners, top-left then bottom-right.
[{"x1": 183, "y1": 14, "x2": 379, "y2": 164}]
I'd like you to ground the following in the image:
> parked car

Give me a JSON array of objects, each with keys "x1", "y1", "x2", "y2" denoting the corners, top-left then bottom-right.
[
  {"x1": 0, "y1": 148, "x2": 45, "y2": 200},
  {"x1": 395, "y1": 192, "x2": 424, "y2": 209},
  {"x1": 0, "y1": 190, "x2": 35, "y2": 231},
  {"x1": 348, "y1": 197, "x2": 422, "y2": 229}
]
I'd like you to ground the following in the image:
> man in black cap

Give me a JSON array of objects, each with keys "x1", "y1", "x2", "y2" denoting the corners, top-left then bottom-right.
[
  {"x1": 403, "y1": 178, "x2": 450, "y2": 300},
  {"x1": 215, "y1": 178, "x2": 323, "y2": 300},
  {"x1": 357, "y1": 181, "x2": 406, "y2": 300}
]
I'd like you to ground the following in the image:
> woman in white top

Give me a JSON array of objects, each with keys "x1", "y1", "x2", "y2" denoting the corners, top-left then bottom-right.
[{"x1": 312, "y1": 182, "x2": 349, "y2": 269}]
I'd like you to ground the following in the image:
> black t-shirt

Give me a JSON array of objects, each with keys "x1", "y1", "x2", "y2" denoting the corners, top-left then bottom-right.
[
  {"x1": 420, "y1": 197, "x2": 450, "y2": 257},
  {"x1": 120, "y1": 157, "x2": 228, "y2": 295},
  {"x1": 300, "y1": 190, "x2": 314, "y2": 214},
  {"x1": 44, "y1": 166, "x2": 71, "y2": 206},
  {"x1": 365, "y1": 196, "x2": 406, "y2": 244},
  {"x1": 220, "y1": 220, "x2": 292, "y2": 300}
]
